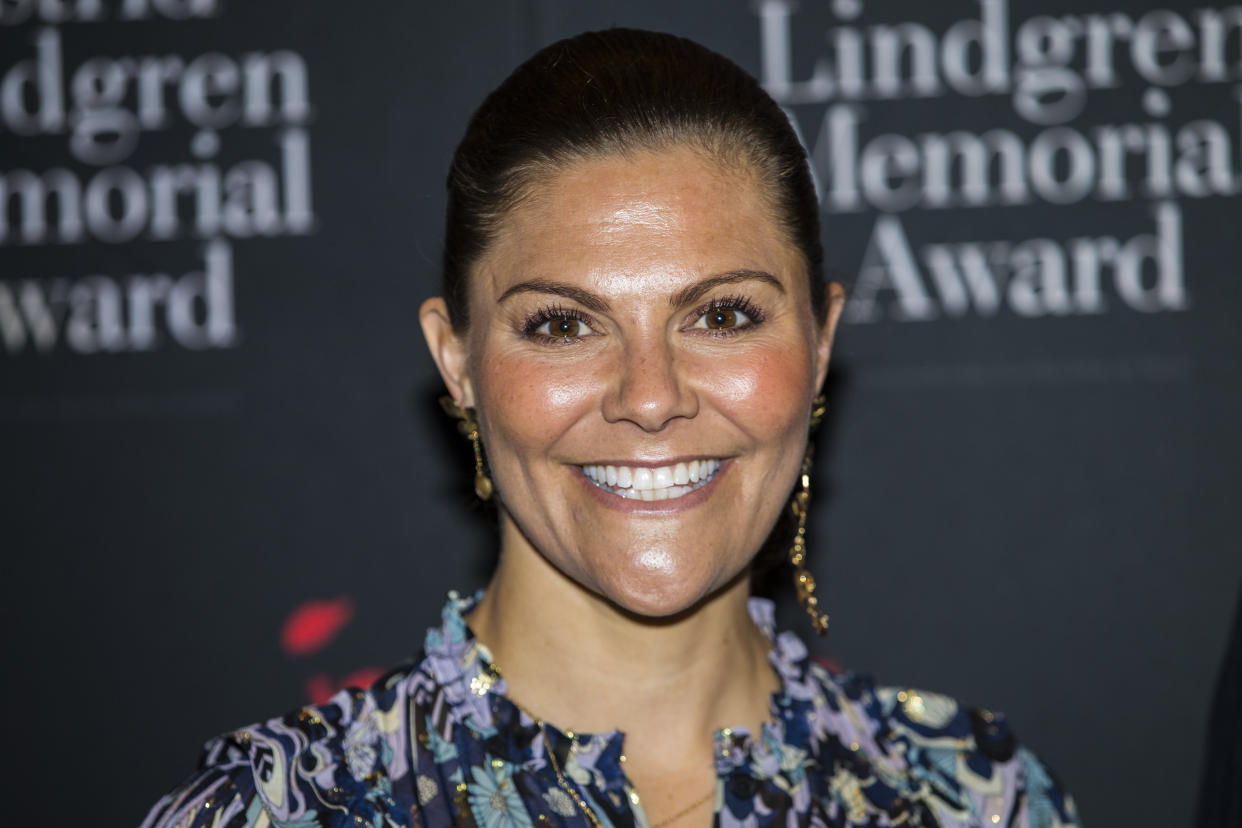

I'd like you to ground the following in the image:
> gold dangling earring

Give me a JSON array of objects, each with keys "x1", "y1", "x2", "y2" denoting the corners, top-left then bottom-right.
[
  {"x1": 439, "y1": 396, "x2": 493, "y2": 501},
  {"x1": 790, "y1": 394, "x2": 829, "y2": 635}
]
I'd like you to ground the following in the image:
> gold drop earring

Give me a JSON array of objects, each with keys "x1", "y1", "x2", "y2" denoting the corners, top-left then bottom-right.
[
  {"x1": 439, "y1": 396, "x2": 493, "y2": 501},
  {"x1": 790, "y1": 394, "x2": 829, "y2": 635}
]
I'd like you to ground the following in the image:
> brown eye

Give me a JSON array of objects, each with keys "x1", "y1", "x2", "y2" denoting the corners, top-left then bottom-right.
[
  {"x1": 534, "y1": 315, "x2": 593, "y2": 338},
  {"x1": 551, "y1": 318, "x2": 580, "y2": 337},
  {"x1": 693, "y1": 306, "x2": 753, "y2": 331}
]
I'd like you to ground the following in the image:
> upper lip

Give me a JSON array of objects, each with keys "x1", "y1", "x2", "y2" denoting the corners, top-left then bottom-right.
[{"x1": 575, "y1": 456, "x2": 723, "y2": 467}]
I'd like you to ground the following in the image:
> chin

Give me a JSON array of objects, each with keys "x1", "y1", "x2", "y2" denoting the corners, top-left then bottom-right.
[{"x1": 592, "y1": 553, "x2": 739, "y2": 621}]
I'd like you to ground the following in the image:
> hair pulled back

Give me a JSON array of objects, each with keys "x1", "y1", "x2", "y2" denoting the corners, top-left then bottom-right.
[{"x1": 442, "y1": 28, "x2": 824, "y2": 330}]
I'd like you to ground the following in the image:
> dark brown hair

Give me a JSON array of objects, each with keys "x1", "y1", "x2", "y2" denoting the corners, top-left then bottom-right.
[{"x1": 442, "y1": 28, "x2": 825, "y2": 329}]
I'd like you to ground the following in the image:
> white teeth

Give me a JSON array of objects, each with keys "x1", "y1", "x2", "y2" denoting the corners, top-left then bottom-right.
[{"x1": 579, "y1": 459, "x2": 721, "y2": 501}]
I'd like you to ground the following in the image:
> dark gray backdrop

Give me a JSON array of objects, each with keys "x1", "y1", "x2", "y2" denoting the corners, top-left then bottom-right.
[{"x1": 1, "y1": 1, "x2": 1239, "y2": 825}]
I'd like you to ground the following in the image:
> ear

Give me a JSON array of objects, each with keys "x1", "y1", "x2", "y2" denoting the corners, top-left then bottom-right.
[
  {"x1": 812, "y1": 282, "x2": 847, "y2": 393},
  {"x1": 419, "y1": 297, "x2": 476, "y2": 408}
]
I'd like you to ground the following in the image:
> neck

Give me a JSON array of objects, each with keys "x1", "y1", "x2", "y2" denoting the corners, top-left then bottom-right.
[{"x1": 467, "y1": 518, "x2": 780, "y2": 771}]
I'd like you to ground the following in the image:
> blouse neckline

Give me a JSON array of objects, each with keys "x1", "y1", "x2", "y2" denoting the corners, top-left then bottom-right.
[{"x1": 421, "y1": 589, "x2": 823, "y2": 788}]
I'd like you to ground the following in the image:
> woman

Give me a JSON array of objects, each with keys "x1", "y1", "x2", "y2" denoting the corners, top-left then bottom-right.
[{"x1": 144, "y1": 29, "x2": 1079, "y2": 828}]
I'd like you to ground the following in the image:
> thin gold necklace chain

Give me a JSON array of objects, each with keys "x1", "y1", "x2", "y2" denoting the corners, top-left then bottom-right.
[{"x1": 537, "y1": 721, "x2": 715, "y2": 828}]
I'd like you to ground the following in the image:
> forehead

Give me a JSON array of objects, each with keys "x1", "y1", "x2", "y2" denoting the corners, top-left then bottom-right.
[{"x1": 475, "y1": 147, "x2": 802, "y2": 300}]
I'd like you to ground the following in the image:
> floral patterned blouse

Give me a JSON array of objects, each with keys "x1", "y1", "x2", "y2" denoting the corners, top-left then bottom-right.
[{"x1": 144, "y1": 592, "x2": 1079, "y2": 828}]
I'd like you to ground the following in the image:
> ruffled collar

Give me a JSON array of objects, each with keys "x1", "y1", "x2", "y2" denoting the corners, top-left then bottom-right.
[{"x1": 420, "y1": 589, "x2": 827, "y2": 791}]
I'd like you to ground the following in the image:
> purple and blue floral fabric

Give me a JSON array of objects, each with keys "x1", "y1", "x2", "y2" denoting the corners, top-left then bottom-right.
[{"x1": 144, "y1": 592, "x2": 1079, "y2": 828}]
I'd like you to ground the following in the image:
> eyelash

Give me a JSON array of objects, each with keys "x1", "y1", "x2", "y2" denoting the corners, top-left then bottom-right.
[
  {"x1": 521, "y1": 304, "x2": 594, "y2": 343},
  {"x1": 696, "y1": 294, "x2": 765, "y2": 335},
  {"x1": 518, "y1": 295, "x2": 766, "y2": 343}
]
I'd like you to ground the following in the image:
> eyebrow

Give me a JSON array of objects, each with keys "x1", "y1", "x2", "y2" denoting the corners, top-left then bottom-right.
[
  {"x1": 496, "y1": 270, "x2": 784, "y2": 312},
  {"x1": 669, "y1": 270, "x2": 785, "y2": 308},
  {"x1": 496, "y1": 279, "x2": 611, "y2": 312}
]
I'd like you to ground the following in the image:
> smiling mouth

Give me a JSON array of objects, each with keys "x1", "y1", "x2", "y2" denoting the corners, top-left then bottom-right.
[{"x1": 579, "y1": 459, "x2": 722, "y2": 501}]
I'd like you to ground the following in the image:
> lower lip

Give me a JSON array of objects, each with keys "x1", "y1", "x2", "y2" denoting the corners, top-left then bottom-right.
[{"x1": 574, "y1": 460, "x2": 731, "y2": 514}]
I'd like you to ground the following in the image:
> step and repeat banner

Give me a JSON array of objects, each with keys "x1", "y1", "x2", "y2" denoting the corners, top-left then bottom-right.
[{"x1": 2, "y1": 1, "x2": 1239, "y2": 825}]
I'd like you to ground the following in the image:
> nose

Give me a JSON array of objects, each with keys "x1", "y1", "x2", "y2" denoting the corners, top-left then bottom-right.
[{"x1": 601, "y1": 336, "x2": 699, "y2": 432}]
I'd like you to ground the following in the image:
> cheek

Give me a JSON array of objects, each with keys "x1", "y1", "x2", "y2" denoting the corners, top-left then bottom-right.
[
  {"x1": 697, "y1": 343, "x2": 814, "y2": 431},
  {"x1": 476, "y1": 350, "x2": 603, "y2": 453}
]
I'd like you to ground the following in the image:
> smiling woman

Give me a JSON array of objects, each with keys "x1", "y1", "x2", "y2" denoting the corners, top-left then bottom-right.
[
  {"x1": 144, "y1": 29, "x2": 1081, "y2": 828},
  {"x1": 428, "y1": 146, "x2": 830, "y2": 623}
]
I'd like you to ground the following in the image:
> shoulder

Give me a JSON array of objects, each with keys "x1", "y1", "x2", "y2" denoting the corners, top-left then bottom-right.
[
  {"x1": 807, "y1": 663, "x2": 1081, "y2": 827},
  {"x1": 142, "y1": 661, "x2": 424, "y2": 828}
]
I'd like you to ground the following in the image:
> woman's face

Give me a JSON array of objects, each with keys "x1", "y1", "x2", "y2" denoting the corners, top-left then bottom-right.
[{"x1": 424, "y1": 146, "x2": 843, "y2": 618}]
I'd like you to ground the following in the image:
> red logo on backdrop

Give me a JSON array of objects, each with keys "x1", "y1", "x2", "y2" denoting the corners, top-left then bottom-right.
[
  {"x1": 280, "y1": 597, "x2": 354, "y2": 656},
  {"x1": 280, "y1": 596, "x2": 383, "y2": 704}
]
